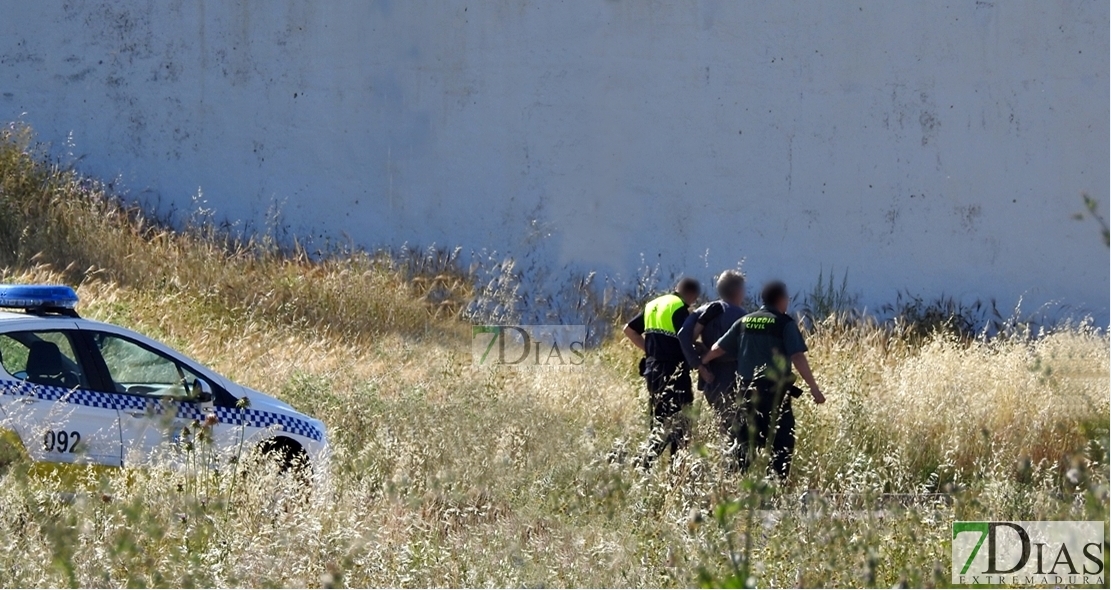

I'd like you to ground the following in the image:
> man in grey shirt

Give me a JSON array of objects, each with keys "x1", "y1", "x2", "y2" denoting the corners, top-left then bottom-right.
[{"x1": 677, "y1": 270, "x2": 747, "y2": 465}]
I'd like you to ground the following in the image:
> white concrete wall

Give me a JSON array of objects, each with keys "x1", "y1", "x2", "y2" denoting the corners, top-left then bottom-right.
[{"x1": 2, "y1": 0, "x2": 1107, "y2": 321}]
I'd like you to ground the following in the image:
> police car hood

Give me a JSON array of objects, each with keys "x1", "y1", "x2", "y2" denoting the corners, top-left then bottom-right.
[
  {"x1": 235, "y1": 387, "x2": 297, "y2": 413},
  {"x1": 231, "y1": 385, "x2": 327, "y2": 447}
]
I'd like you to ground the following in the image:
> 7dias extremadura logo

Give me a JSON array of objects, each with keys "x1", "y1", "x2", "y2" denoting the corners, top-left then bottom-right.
[
  {"x1": 472, "y1": 325, "x2": 586, "y2": 369},
  {"x1": 952, "y1": 521, "x2": 1105, "y2": 586}
]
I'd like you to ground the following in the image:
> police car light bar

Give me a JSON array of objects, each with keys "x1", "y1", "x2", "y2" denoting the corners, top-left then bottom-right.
[{"x1": 0, "y1": 284, "x2": 80, "y2": 315}]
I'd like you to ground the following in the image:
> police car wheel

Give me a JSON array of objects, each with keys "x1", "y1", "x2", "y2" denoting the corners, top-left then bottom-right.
[{"x1": 255, "y1": 437, "x2": 310, "y2": 477}]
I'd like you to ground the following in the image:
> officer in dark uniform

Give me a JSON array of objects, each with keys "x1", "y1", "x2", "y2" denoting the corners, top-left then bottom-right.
[
  {"x1": 701, "y1": 281, "x2": 825, "y2": 479},
  {"x1": 677, "y1": 270, "x2": 748, "y2": 461},
  {"x1": 623, "y1": 277, "x2": 702, "y2": 468}
]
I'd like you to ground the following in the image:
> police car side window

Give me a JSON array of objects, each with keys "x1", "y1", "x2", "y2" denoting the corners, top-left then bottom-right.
[
  {"x1": 0, "y1": 334, "x2": 26, "y2": 377},
  {"x1": 92, "y1": 333, "x2": 201, "y2": 399},
  {"x1": 0, "y1": 331, "x2": 89, "y2": 389}
]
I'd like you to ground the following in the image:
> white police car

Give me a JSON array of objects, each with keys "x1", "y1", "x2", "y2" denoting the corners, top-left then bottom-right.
[{"x1": 0, "y1": 284, "x2": 327, "y2": 471}]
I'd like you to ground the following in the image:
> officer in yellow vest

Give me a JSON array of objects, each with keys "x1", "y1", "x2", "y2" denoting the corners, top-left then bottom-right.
[{"x1": 623, "y1": 277, "x2": 702, "y2": 468}]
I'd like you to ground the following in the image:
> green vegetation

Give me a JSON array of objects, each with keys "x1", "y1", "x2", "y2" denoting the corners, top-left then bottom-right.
[
  {"x1": 1, "y1": 125, "x2": 1108, "y2": 587},
  {"x1": 796, "y1": 266, "x2": 859, "y2": 329},
  {"x1": 1074, "y1": 193, "x2": 1110, "y2": 248}
]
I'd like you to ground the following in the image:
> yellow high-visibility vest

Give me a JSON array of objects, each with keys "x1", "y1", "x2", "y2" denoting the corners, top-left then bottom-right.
[{"x1": 643, "y1": 293, "x2": 685, "y2": 337}]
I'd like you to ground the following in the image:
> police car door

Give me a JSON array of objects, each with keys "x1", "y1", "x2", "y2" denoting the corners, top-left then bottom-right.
[
  {"x1": 80, "y1": 330, "x2": 221, "y2": 467},
  {"x1": 0, "y1": 329, "x2": 124, "y2": 466}
]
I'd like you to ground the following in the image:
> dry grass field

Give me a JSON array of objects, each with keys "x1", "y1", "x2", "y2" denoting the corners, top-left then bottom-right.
[{"x1": 1, "y1": 124, "x2": 1107, "y2": 587}]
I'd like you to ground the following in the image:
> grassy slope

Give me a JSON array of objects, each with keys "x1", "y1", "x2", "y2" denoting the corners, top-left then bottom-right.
[{"x1": 0, "y1": 125, "x2": 1108, "y2": 587}]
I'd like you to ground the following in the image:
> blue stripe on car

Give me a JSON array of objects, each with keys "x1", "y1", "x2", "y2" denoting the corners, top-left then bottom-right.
[{"x1": 0, "y1": 379, "x2": 323, "y2": 441}]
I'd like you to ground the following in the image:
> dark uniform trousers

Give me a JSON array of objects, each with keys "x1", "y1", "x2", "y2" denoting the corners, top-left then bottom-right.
[
  {"x1": 642, "y1": 357, "x2": 693, "y2": 466},
  {"x1": 736, "y1": 377, "x2": 796, "y2": 479}
]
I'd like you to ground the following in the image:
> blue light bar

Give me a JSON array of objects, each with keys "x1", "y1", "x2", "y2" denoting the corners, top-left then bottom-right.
[{"x1": 0, "y1": 284, "x2": 80, "y2": 310}]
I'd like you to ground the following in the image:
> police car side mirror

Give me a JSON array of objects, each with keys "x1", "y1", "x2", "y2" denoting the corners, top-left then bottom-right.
[{"x1": 190, "y1": 378, "x2": 214, "y2": 403}]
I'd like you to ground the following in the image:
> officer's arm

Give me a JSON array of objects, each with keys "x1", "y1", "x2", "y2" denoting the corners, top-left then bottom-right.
[
  {"x1": 702, "y1": 318, "x2": 740, "y2": 367},
  {"x1": 676, "y1": 311, "x2": 703, "y2": 369},
  {"x1": 790, "y1": 352, "x2": 825, "y2": 404},
  {"x1": 623, "y1": 325, "x2": 646, "y2": 352},
  {"x1": 623, "y1": 313, "x2": 647, "y2": 352},
  {"x1": 783, "y1": 321, "x2": 824, "y2": 403},
  {"x1": 696, "y1": 302, "x2": 724, "y2": 336},
  {"x1": 691, "y1": 302, "x2": 724, "y2": 353},
  {"x1": 702, "y1": 342, "x2": 725, "y2": 364}
]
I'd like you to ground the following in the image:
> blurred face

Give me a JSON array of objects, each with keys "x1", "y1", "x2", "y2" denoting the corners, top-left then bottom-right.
[
  {"x1": 681, "y1": 290, "x2": 700, "y2": 306},
  {"x1": 774, "y1": 293, "x2": 789, "y2": 313}
]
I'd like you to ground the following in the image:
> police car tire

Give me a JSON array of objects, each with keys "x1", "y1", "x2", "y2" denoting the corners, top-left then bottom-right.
[{"x1": 256, "y1": 437, "x2": 310, "y2": 476}]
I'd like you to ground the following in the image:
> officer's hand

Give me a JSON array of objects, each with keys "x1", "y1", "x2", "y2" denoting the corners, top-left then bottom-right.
[
  {"x1": 810, "y1": 387, "x2": 825, "y2": 405},
  {"x1": 698, "y1": 365, "x2": 714, "y2": 384}
]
